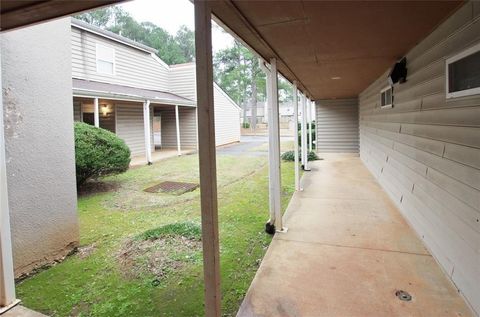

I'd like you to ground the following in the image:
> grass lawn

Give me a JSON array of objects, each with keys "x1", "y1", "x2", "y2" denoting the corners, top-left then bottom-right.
[{"x1": 16, "y1": 147, "x2": 295, "y2": 317}]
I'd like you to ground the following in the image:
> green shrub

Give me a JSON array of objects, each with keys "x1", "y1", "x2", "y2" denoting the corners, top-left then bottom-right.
[
  {"x1": 242, "y1": 122, "x2": 250, "y2": 129},
  {"x1": 74, "y1": 122, "x2": 131, "y2": 186},
  {"x1": 281, "y1": 150, "x2": 319, "y2": 162},
  {"x1": 297, "y1": 131, "x2": 316, "y2": 149}
]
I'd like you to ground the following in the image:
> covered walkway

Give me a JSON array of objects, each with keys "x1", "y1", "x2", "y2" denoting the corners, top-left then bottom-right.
[{"x1": 237, "y1": 155, "x2": 472, "y2": 317}]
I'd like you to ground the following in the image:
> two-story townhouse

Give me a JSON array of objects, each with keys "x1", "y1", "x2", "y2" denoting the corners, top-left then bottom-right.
[{"x1": 71, "y1": 18, "x2": 241, "y2": 164}]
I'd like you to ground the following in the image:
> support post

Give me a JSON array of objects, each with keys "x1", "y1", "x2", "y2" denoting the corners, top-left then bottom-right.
[
  {"x1": 293, "y1": 82, "x2": 300, "y2": 191},
  {"x1": 93, "y1": 97, "x2": 99, "y2": 128},
  {"x1": 175, "y1": 105, "x2": 182, "y2": 156},
  {"x1": 0, "y1": 59, "x2": 17, "y2": 312},
  {"x1": 194, "y1": 2, "x2": 221, "y2": 316},
  {"x1": 143, "y1": 100, "x2": 152, "y2": 164},
  {"x1": 301, "y1": 94, "x2": 310, "y2": 171},
  {"x1": 308, "y1": 99, "x2": 313, "y2": 152},
  {"x1": 262, "y1": 58, "x2": 285, "y2": 233}
]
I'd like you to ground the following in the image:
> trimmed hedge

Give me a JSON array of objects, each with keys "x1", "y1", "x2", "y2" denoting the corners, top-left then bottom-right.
[{"x1": 74, "y1": 122, "x2": 131, "y2": 186}]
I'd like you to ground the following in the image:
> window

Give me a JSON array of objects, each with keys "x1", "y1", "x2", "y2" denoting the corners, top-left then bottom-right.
[
  {"x1": 96, "y1": 43, "x2": 115, "y2": 75},
  {"x1": 446, "y1": 43, "x2": 480, "y2": 98},
  {"x1": 380, "y1": 86, "x2": 393, "y2": 108}
]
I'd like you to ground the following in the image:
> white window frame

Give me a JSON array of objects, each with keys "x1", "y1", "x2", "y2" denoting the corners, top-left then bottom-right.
[
  {"x1": 445, "y1": 42, "x2": 480, "y2": 99},
  {"x1": 380, "y1": 86, "x2": 393, "y2": 109},
  {"x1": 95, "y1": 43, "x2": 115, "y2": 76}
]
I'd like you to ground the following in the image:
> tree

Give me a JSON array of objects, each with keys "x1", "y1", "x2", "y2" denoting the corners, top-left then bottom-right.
[
  {"x1": 175, "y1": 25, "x2": 195, "y2": 62},
  {"x1": 75, "y1": 7, "x2": 112, "y2": 27}
]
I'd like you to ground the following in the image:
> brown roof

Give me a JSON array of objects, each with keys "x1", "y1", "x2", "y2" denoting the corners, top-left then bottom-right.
[{"x1": 72, "y1": 78, "x2": 195, "y2": 106}]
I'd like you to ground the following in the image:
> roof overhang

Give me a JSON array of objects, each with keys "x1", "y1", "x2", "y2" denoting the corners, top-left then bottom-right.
[
  {"x1": 1, "y1": 1, "x2": 123, "y2": 32},
  {"x1": 210, "y1": 0, "x2": 465, "y2": 100},
  {"x1": 73, "y1": 79, "x2": 196, "y2": 107}
]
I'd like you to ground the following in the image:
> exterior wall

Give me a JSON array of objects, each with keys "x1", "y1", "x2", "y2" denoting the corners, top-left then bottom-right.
[
  {"x1": 359, "y1": 3, "x2": 480, "y2": 314},
  {"x1": 315, "y1": 99, "x2": 359, "y2": 153},
  {"x1": 1, "y1": 18, "x2": 79, "y2": 276},
  {"x1": 115, "y1": 103, "x2": 146, "y2": 157},
  {"x1": 170, "y1": 63, "x2": 241, "y2": 146},
  {"x1": 213, "y1": 85, "x2": 241, "y2": 145},
  {"x1": 73, "y1": 101, "x2": 81, "y2": 121},
  {"x1": 158, "y1": 106, "x2": 197, "y2": 148},
  {"x1": 71, "y1": 25, "x2": 170, "y2": 91}
]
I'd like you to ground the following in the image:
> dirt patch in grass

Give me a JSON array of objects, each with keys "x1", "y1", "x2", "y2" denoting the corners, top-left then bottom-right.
[
  {"x1": 117, "y1": 222, "x2": 202, "y2": 281},
  {"x1": 144, "y1": 181, "x2": 199, "y2": 195},
  {"x1": 78, "y1": 180, "x2": 120, "y2": 197},
  {"x1": 77, "y1": 244, "x2": 96, "y2": 259}
]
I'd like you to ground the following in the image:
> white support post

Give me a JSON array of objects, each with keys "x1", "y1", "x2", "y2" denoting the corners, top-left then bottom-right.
[
  {"x1": 293, "y1": 82, "x2": 300, "y2": 191},
  {"x1": 0, "y1": 58, "x2": 18, "y2": 312},
  {"x1": 194, "y1": 1, "x2": 221, "y2": 316},
  {"x1": 175, "y1": 105, "x2": 182, "y2": 156},
  {"x1": 302, "y1": 94, "x2": 310, "y2": 171},
  {"x1": 262, "y1": 58, "x2": 285, "y2": 233},
  {"x1": 93, "y1": 97, "x2": 99, "y2": 128},
  {"x1": 308, "y1": 99, "x2": 313, "y2": 152},
  {"x1": 143, "y1": 100, "x2": 152, "y2": 164}
]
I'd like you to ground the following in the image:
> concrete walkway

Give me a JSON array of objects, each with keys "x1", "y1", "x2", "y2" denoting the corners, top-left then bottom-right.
[
  {"x1": 237, "y1": 155, "x2": 473, "y2": 317},
  {"x1": 130, "y1": 148, "x2": 196, "y2": 167}
]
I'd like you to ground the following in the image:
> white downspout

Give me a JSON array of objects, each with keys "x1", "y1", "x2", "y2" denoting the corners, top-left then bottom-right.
[
  {"x1": 175, "y1": 105, "x2": 182, "y2": 156},
  {"x1": 293, "y1": 82, "x2": 300, "y2": 191},
  {"x1": 143, "y1": 100, "x2": 152, "y2": 164},
  {"x1": 93, "y1": 97, "x2": 99, "y2": 128}
]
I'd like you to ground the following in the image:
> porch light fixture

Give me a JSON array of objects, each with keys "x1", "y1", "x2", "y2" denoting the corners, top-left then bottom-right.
[
  {"x1": 101, "y1": 104, "x2": 110, "y2": 116},
  {"x1": 331, "y1": 76, "x2": 341, "y2": 80}
]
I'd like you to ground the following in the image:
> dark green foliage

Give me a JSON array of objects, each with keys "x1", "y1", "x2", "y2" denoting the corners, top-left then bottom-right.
[
  {"x1": 74, "y1": 122, "x2": 131, "y2": 186},
  {"x1": 242, "y1": 122, "x2": 250, "y2": 129},
  {"x1": 137, "y1": 222, "x2": 201, "y2": 241},
  {"x1": 281, "y1": 150, "x2": 320, "y2": 162},
  {"x1": 297, "y1": 121, "x2": 316, "y2": 149}
]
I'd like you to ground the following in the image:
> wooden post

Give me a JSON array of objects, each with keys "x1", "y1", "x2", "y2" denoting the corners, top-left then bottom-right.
[
  {"x1": 175, "y1": 105, "x2": 182, "y2": 156},
  {"x1": 302, "y1": 94, "x2": 310, "y2": 171},
  {"x1": 293, "y1": 82, "x2": 300, "y2": 191},
  {"x1": 194, "y1": 1, "x2": 221, "y2": 316},
  {"x1": 0, "y1": 58, "x2": 17, "y2": 311},
  {"x1": 93, "y1": 97, "x2": 99, "y2": 128},
  {"x1": 143, "y1": 100, "x2": 152, "y2": 164}
]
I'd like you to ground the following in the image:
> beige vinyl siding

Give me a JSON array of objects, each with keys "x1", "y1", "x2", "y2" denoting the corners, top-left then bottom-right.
[
  {"x1": 359, "y1": 3, "x2": 480, "y2": 314},
  {"x1": 116, "y1": 103, "x2": 146, "y2": 156},
  {"x1": 71, "y1": 27, "x2": 169, "y2": 91},
  {"x1": 213, "y1": 85, "x2": 241, "y2": 145},
  {"x1": 73, "y1": 101, "x2": 81, "y2": 121},
  {"x1": 316, "y1": 99, "x2": 359, "y2": 153},
  {"x1": 169, "y1": 64, "x2": 196, "y2": 100},
  {"x1": 158, "y1": 106, "x2": 197, "y2": 149},
  {"x1": 170, "y1": 63, "x2": 241, "y2": 146}
]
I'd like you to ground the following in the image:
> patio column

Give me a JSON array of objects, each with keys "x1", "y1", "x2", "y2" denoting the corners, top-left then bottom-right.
[
  {"x1": 0, "y1": 59, "x2": 17, "y2": 312},
  {"x1": 175, "y1": 105, "x2": 182, "y2": 156},
  {"x1": 93, "y1": 97, "x2": 99, "y2": 128},
  {"x1": 262, "y1": 58, "x2": 284, "y2": 233},
  {"x1": 293, "y1": 82, "x2": 300, "y2": 191},
  {"x1": 308, "y1": 99, "x2": 313, "y2": 152},
  {"x1": 301, "y1": 93, "x2": 310, "y2": 171},
  {"x1": 143, "y1": 100, "x2": 152, "y2": 164},
  {"x1": 194, "y1": 1, "x2": 221, "y2": 316}
]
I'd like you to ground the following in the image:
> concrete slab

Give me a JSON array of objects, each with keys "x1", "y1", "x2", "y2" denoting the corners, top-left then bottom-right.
[
  {"x1": 130, "y1": 148, "x2": 195, "y2": 167},
  {"x1": 237, "y1": 156, "x2": 473, "y2": 317},
  {"x1": 3, "y1": 306, "x2": 47, "y2": 317}
]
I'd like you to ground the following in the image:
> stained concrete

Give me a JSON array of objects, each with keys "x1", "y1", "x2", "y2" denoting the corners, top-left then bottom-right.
[{"x1": 237, "y1": 155, "x2": 473, "y2": 317}]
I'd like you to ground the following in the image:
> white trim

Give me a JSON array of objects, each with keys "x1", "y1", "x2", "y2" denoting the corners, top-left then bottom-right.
[
  {"x1": 213, "y1": 83, "x2": 242, "y2": 111},
  {"x1": 73, "y1": 90, "x2": 196, "y2": 107},
  {"x1": 150, "y1": 53, "x2": 170, "y2": 70},
  {"x1": 445, "y1": 42, "x2": 480, "y2": 99},
  {"x1": 380, "y1": 86, "x2": 393, "y2": 108},
  {"x1": 72, "y1": 23, "x2": 155, "y2": 54}
]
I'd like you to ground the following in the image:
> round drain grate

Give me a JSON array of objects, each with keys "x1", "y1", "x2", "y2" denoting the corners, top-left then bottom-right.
[{"x1": 395, "y1": 290, "x2": 412, "y2": 301}]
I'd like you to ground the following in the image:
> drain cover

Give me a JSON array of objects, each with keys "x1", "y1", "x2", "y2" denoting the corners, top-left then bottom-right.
[
  {"x1": 395, "y1": 290, "x2": 412, "y2": 301},
  {"x1": 144, "y1": 181, "x2": 199, "y2": 195}
]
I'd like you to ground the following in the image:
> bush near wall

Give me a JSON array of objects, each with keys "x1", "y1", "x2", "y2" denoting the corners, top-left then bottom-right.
[
  {"x1": 281, "y1": 150, "x2": 319, "y2": 162},
  {"x1": 74, "y1": 122, "x2": 131, "y2": 186},
  {"x1": 297, "y1": 121, "x2": 316, "y2": 149}
]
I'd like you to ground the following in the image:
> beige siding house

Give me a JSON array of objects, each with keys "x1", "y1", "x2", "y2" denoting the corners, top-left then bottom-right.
[{"x1": 71, "y1": 19, "x2": 241, "y2": 162}]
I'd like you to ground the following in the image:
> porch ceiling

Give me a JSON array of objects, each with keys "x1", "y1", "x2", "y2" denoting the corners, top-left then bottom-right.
[{"x1": 211, "y1": 0, "x2": 464, "y2": 99}]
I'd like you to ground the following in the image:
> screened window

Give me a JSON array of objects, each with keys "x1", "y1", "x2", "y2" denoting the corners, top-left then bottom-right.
[
  {"x1": 96, "y1": 43, "x2": 115, "y2": 75},
  {"x1": 446, "y1": 43, "x2": 480, "y2": 98},
  {"x1": 380, "y1": 86, "x2": 393, "y2": 108}
]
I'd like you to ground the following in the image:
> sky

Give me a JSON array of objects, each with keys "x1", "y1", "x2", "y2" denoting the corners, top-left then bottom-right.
[{"x1": 119, "y1": 0, "x2": 235, "y2": 53}]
